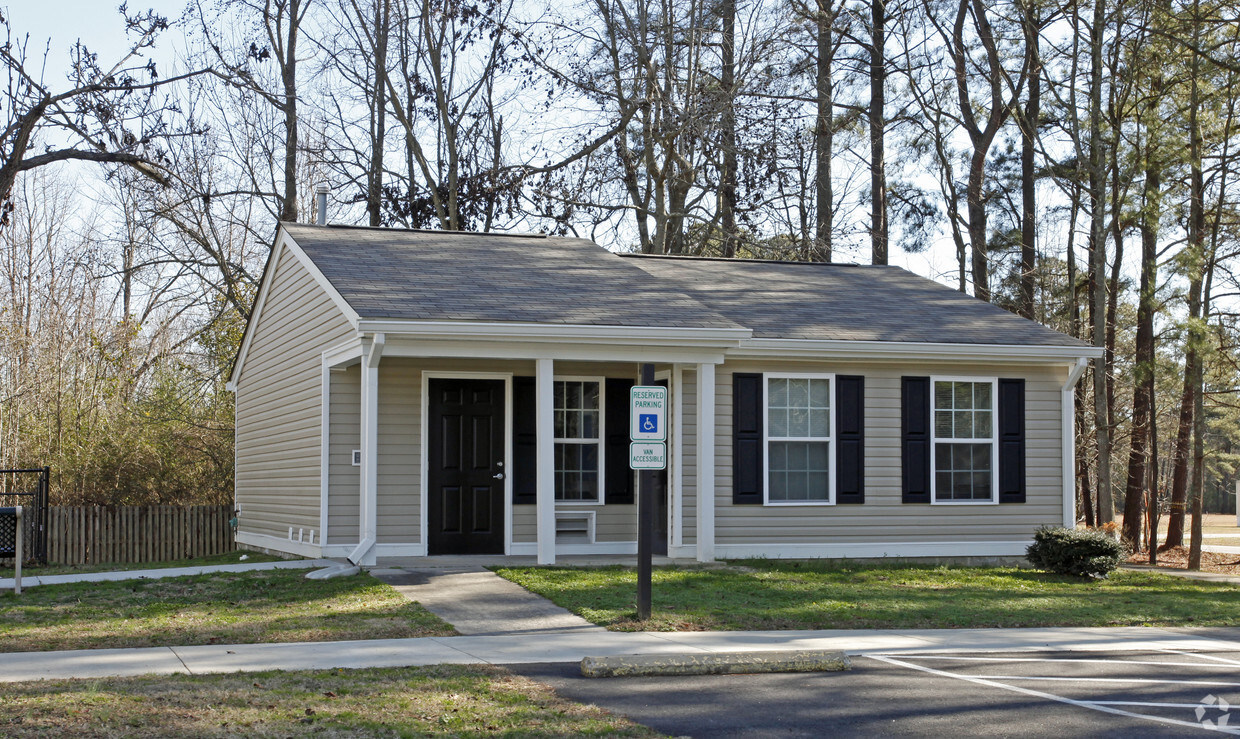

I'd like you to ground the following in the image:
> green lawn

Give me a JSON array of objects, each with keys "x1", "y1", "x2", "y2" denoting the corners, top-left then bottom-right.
[
  {"x1": 0, "y1": 665, "x2": 660, "y2": 738},
  {"x1": 1, "y1": 550, "x2": 286, "y2": 579},
  {"x1": 494, "y1": 561, "x2": 1240, "y2": 631},
  {"x1": 0, "y1": 569, "x2": 454, "y2": 652}
]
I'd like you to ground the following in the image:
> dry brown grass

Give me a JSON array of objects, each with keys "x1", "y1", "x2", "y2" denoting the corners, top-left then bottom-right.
[
  {"x1": 1132, "y1": 546, "x2": 1240, "y2": 576},
  {"x1": 0, "y1": 666, "x2": 661, "y2": 738}
]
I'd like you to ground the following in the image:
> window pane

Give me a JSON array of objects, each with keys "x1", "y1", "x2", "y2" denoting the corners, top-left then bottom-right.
[
  {"x1": 554, "y1": 410, "x2": 565, "y2": 438},
  {"x1": 769, "y1": 378, "x2": 788, "y2": 408},
  {"x1": 975, "y1": 410, "x2": 992, "y2": 438},
  {"x1": 770, "y1": 471, "x2": 788, "y2": 500},
  {"x1": 789, "y1": 406, "x2": 810, "y2": 437},
  {"x1": 565, "y1": 411, "x2": 579, "y2": 438},
  {"x1": 582, "y1": 410, "x2": 599, "y2": 439},
  {"x1": 974, "y1": 382, "x2": 991, "y2": 409},
  {"x1": 788, "y1": 378, "x2": 810, "y2": 409},
  {"x1": 954, "y1": 381, "x2": 972, "y2": 409},
  {"x1": 584, "y1": 382, "x2": 599, "y2": 410},
  {"x1": 809, "y1": 379, "x2": 831, "y2": 408},
  {"x1": 567, "y1": 381, "x2": 581, "y2": 409},
  {"x1": 954, "y1": 410, "x2": 973, "y2": 439},
  {"x1": 554, "y1": 382, "x2": 564, "y2": 408},
  {"x1": 935, "y1": 411, "x2": 952, "y2": 437},
  {"x1": 769, "y1": 408, "x2": 788, "y2": 437},
  {"x1": 935, "y1": 381, "x2": 953, "y2": 410},
  {"x1": 809, "y1": 408, "x2": 830, "y2": 437},
  {"x1": 787, "y1": 471, "x2": 808, "y2": 500}
]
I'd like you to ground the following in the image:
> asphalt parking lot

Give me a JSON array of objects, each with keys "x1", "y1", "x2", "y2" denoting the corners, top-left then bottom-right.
[{"x1": 515, "y1": 649, "x2": 1240, "y2": 737}]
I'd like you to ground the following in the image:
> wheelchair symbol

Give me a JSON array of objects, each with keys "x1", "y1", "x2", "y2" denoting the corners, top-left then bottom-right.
[{"x1": 639, "y1": 414, "x2": 658, "y2": 434}]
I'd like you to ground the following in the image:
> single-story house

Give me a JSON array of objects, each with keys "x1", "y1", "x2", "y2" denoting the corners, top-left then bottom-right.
[{"x1": 227, "y1": 223, "x2": 1100, "y2": 565}]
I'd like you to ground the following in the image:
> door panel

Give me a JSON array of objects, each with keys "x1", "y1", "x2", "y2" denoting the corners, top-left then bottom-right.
[{"x1": 428, "y1": 378, "x2": 505, "y2": 554}]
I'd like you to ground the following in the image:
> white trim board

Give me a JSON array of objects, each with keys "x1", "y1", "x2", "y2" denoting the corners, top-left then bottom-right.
[
  {"x1": 732, "y1": 338, "x2": 1102, "y2": 363},
  {"x1": 237, "y1": 531, "x2": 324, "y2": 559},
  {"x1": 714, "y1": 541, "x2": 1033, "y2": 559},
  {"x1": 508, "y1": 542, "x2": 638, "y2": 556}
]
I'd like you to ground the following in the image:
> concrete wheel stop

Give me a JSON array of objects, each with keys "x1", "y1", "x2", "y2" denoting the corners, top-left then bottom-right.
[{"x1": 580, "y1": 650, "x2": 851, "y2": 678}]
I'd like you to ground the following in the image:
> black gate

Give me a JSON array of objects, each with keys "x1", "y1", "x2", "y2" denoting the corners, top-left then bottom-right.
[{"x1": 0, "y1": 468, "x2": 49, "y2": 564}]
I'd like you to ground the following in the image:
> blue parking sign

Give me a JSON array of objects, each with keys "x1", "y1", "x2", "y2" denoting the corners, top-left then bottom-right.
[{"x1": 639, "y1": 414, "x2": 658, "y2": 434}]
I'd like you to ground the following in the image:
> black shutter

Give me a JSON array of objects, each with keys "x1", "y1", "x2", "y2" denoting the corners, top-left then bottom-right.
[
  {"x1": 997, "y1": 378, "x2": 1026, "y2": 503},
  {"x1": 605, "y1": 378, "x2": 636, "y2": 504},
  {"x1": 512, "y1": 376, "x2": 537, "y2": 504},
  {"x1": 732, "y1": 372, "x2": 763, "y2": 505},
  {"x1": 902, "y1": 376, "x2": 931, "y2": 504},
  {"x1": 835, "y1": 375, "x2": 865, "y2": 504}
]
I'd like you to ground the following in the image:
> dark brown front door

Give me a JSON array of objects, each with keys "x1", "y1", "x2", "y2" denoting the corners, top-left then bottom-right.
[{"x1": 427, "y1": 378, "x2": 505, "y2": 554}]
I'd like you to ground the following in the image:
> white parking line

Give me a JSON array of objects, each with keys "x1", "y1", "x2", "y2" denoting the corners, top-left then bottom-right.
[
  {"x1": 879, "y1": 655, "x2": 1238, "y2": 669},
  {"x1": 869, "y1": 654, "x2": 1240, "y2": 735},
  {"x1": 961, "y1": 675, "x2": 1240, "y2": 688},
  {"x1": 1159, "y1": 649, "x2": 1240, "y2": 667}
]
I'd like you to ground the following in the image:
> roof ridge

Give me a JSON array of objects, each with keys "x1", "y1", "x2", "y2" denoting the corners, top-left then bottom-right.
[
  {"x1": 286, "y1": 222, "x2": 549, "y2": 239},
  {"x1": 619, "y1": 253, "x2": 880, "y2": 267}
]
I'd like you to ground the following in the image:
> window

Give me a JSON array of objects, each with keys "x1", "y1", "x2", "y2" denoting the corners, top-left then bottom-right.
[
  {"x1": 764, "y1": 374, "x2": 833, "y2": 504},
  {"x1": 931, "y1": 378, "x2": 997, "y2": 503},
  {"x1": 554, "y1": 379, "x2": 602, "y2": 502}
]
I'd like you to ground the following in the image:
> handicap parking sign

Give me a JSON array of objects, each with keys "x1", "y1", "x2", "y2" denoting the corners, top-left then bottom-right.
[{"x1": 630, "y1": 386, "x2": 667, "y2": 441}]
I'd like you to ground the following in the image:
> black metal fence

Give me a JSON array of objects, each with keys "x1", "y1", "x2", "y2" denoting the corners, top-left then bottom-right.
[{"x1": 0, "y1": 468, "x2": 49, "y2": 564}]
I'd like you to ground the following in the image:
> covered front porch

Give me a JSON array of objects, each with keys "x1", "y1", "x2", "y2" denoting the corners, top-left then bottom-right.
[{"x1": 323, "y1": 320, "x2": 745, "y2": 566}]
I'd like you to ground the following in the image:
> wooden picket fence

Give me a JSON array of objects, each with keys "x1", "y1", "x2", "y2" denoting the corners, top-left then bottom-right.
[{"x1": 46, "y1": 505, "x2": 235, "y2": 566}]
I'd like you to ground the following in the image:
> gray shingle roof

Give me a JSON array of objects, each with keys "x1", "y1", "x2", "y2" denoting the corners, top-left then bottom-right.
[
  {"x1": 622, "y1": 254, "x2": 1090, "y2": 347},
  {"x1": 283, "y1": 224, "x2": 742, "y2": 329},
  {"x1": 284, "y1": 224, "x2": 1088, "y2": 348}
]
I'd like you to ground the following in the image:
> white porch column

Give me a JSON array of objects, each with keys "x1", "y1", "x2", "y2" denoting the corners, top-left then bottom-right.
[
  {"x1": 696, "y1": 362, "x2": 716, "y2": 562},
  {"x1": 536, "y1": 358, "x2": 556, "y2": 564},
  {"x1": 671, "y1": 363, "x2": 684, "y2": 552},
  {"x1": 351, "y1": 333, "x2": 383, "y2": 566}
]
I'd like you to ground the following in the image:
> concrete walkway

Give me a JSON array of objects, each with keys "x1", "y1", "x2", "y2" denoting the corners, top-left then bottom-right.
[
  {"x1": 0, "y1": 559, "x2": 335, "y2": 590},
  {"x1": 371, "y1": 566, "x2": 603, "y2": 635},
  {"x1": 5, "y1": 626, "x2": 1240, "y2": 683}
]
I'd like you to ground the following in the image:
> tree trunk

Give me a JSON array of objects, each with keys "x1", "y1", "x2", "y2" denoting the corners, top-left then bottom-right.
[
  {"x1": 367, "y1": 0, "x2": 390, "y2": 227},
  {"x1": 967, "y1": 150, "x2": 989, "y2": 301},
  {"x1": 1121, "y1": 159, "x2": 1158, "y2": 548},
  {"x1": 1018, "y1": 0, "x2": 1039, "y2": 319},
  {"x1": 814, "y1": 0, "x2": 834, "y2": 262},
  {"x1": 869, "y1": 0, "x2": 888, "y2": 264},
  {"x1": 1186, "y1": 7, "x2": 1206, "y2": 569},
  {"x1": 278, "y1": 0, "x2": 302, "y2": 223},
  {"x1": 1088, "y1": 0, "x2": 1113, "y2": 525},
  {"x1": 719, "y1": 0, "x2": 738, "y2": 258}
]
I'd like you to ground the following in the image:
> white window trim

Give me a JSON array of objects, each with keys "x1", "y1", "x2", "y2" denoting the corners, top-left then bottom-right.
[
  {"x1": 929, "y1": 375, "x2": 1000, "y2": 506},
  {"x1": 553, "y1": 375, "x2": 606, "y2": 506},
  {"x1": 763, "y1": 372, "x2": 836, "y2": 506}
]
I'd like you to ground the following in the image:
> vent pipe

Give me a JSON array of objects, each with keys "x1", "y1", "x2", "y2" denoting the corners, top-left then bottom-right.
[{"x1": 315, "y1": 184, "x2": 329, "y2": 226}]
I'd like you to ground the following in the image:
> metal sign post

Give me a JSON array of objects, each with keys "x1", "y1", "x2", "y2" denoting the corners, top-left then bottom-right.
[{"x1": 632, "y1": 364, "x2": 664, "y2": 621}]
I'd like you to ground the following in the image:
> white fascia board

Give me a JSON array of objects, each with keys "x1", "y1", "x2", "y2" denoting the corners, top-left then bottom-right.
[
  {"x1": 228, "y1": 226, "x2": 361, "y2": 390},
  {"x1": 381, "y1": 337, "x2": 727, "y2": 364},
  {"x1": 730, "y1": 338, "x2": 1104, "y2": 363},
  {"x1": 356, "y1": 319, "x2": 750, "y2": 347}
]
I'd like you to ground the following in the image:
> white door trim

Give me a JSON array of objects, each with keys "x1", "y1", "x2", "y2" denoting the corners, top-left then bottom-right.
[{"x1": 420, "y1": 371, "x2": 515, "y2": 556}]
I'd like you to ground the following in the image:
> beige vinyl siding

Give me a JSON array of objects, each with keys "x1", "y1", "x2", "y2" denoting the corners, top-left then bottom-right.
[
  {"x1": 326, "y1": 366, "x2": 360, "y2": 544},
  {"x1": 377, "y1": 361, "x2": 422, "y2": 543},
  {"x1": 713, "y1": 359, "x2": 1066, "y2": 546},
  {"x1": 235, "y1": 244, "x2": 355, "y2": 542},
  {"x1": 678, "y1": 368, "x2": 697, "y2": 547}
]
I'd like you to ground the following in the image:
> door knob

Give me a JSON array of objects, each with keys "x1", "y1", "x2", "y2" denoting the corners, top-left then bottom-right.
[{"x1": 493, "y1": 473, "x2": 504, "y2": 480}]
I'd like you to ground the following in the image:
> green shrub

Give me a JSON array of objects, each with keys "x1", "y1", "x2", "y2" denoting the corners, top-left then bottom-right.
[{"x1": 1026, "y1": 526, "x2": 1127, "y2": 578}]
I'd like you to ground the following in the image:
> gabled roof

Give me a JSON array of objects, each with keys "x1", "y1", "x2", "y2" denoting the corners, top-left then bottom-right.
[
  {"x1": 268, "y1": 223, "x2": 1091, "y2": 352},
  {"x1": 282, "y1": 223, "x2": 742, "y2": 330},
  {"x1": 622, "y1": 254, "x2": 1090, "y2": 348}
]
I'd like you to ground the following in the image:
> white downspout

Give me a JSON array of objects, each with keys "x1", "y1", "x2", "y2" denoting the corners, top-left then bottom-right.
[{"x1": 1061, "y1": 357, "x2": 1089, "y2": 528}]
